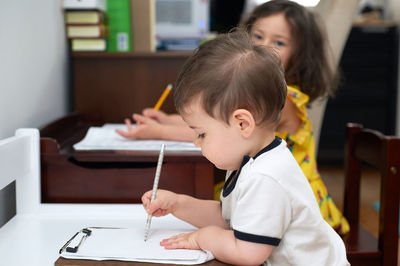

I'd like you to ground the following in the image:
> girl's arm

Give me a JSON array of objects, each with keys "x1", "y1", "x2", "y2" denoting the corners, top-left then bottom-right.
[
  {"x1": 115, "y1": 114, "x2": 196, "y2": 142},
  {"x1": 156, "y1": 124, "x2": 196, "y2": 142},
  {"x1": 142, "y1": 190, "x2": 228, "y2": 229},
  {"x1": 276, "y1": 98, "x2": 301, "y2": 134},
  {"x1": 162, "y1": 226, "x2": 273, "y2": 266},
  {"x1": 142, "y1": 108, "x2": 187, "y2": 126}
]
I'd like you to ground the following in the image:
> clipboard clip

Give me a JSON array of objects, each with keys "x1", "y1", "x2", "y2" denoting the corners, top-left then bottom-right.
[{"x1": 59, "y1": 228, "x2": 92, "y2": 254}]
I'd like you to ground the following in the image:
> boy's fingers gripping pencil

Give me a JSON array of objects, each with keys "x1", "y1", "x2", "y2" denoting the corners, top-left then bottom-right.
[
  {"x1": 154, "y1": 84, "x2": 173, "y2": 111},
  {"x1": 144, "y1": 144, "x2": 165, "y2": 241}
]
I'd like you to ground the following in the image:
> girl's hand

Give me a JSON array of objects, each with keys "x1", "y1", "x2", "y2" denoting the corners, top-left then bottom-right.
[
  {"x1": 115, "y1": 114, "x2": 163, "y2": 139},
  {"x1": 142, "y1": 108, "x2": 170, "y2": 124},
  {"x1": 143, "y1": 108, "x2": 187, "y2": 126},
  {"x1": 160, "y1": 231, "x2": 200, "y2": 250},
  {"x1": 141, "y1": 189, "x2": 179, "y2": 217}
]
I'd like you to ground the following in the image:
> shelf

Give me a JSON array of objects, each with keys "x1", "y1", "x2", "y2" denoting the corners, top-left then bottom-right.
[{"x1": 72, "y1": 51, "x2": 193, "y2": 59}]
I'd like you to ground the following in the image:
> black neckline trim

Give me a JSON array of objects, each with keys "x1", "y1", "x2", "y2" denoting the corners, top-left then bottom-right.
[
  {"x1": 222, "y1": 137, "x2": 282, "y2": 198},
  {"x1": 253, "y1": 136, "x2": 282, "y2": 159}
]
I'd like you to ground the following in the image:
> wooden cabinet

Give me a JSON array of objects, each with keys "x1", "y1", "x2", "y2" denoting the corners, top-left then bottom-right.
[
  {"x1": 318, "y1": 25, "x2": 398, "y2": 164},
  {"x1": 41, "y1": 52, "x2": 219, "y2": 203},
  {"x1": 72, "y1": 52, "x2": 191, "y2": 122},
  {"x1": 40, "y1": 114, "x2": 214, "y2": 203}
]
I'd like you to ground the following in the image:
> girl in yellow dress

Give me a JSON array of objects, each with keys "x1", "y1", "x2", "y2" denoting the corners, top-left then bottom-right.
[{"x1": 240, "y1": 0, "x2": 349, "y2": 235}]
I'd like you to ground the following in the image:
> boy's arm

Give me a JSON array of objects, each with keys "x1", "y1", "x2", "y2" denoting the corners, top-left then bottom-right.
[
  {"x1": 173, "y1": 194, "x2": 228, "y2": 229},
  {"x1": 162, "y1": 225, "x2": 273, "y2": 266},
  {"x1": 143, "y1": 190, "x2": 228, "y2": 229}
]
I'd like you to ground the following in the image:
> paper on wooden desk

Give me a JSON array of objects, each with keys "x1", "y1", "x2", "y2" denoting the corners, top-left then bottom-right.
[
  {"x1": 73, "y1": 125, "x2": 200, "y2": 151},
  {"x1": 61, "y1": 227, "x2": 214, "y2": 264}
]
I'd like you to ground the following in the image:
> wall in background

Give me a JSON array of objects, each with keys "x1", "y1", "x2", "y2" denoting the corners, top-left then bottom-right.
[
  {"x1": 387, "y1": 0, "x2": 400, "y2": 137},
  {"x1": 0, "y1": 0, "x2": 69, "y2": 139},
  {"x1": 0, "y1": 0, "x2": 68, "y2": 226},
  {"x1": 387, "y1": 0, "x2": 400, "y2": 21}
]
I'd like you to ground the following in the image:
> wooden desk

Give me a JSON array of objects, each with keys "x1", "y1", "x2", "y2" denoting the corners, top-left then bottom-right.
[
  {"x1": 40, "y1": 114, "x2": 214, "y2": 203},
  {"x1": 55, "y1": 257, "x2": 229, "y2": 265}
]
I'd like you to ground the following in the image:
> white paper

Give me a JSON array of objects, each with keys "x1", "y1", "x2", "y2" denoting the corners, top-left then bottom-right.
[
  {"x1": 73, "y1": 125, "x2": 200, "y2": 152},
  {"x1": 61, "y1": 227, "x2": 214, "y2": 264}
]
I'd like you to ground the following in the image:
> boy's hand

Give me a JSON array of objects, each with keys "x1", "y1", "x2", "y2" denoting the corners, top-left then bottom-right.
[
  {"x1": 141, "y1": 189, "x2": 179, "y2": 217},
  {"x1": 160, "y1": 231, "x2": 200, "y2": 250}
]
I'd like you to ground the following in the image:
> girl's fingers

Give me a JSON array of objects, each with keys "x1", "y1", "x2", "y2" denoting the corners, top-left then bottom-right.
[
  {"x1": 125, "y1": 118, "x2": 133, "y2": 129},
  {"x1": 115, "y1": 118, "x2": 134, "y2": 138}
]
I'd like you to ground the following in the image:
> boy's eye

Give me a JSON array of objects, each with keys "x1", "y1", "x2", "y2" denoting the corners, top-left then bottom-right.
[
  {"x1": 252, "y1": 33, "x2": 263, "y2": 41},
  {"x1": 197, "y1": 133, "x2": 205, "y2": 139},
  {"x1": 274, "y1": 40, "x2": 285, "y2": 47}
]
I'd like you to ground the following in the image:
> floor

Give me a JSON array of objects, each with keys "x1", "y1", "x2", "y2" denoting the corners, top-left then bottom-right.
[{"x1": 319, "y1": 165, "x2": 400, "y2": 264}]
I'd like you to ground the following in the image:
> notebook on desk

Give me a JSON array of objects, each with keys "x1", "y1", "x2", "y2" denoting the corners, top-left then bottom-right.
[
  {"x1": 73, "y1": 124, "x2": 200, "y2": 151},
  {"x1": 59, "y1": 227, "x2": 213, "y2": 264}
]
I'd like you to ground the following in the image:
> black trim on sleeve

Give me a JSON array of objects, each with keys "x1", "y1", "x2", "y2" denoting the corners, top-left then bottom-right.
[{"x1": 234, "y1": 230, "x2": 281, "y2": 246}]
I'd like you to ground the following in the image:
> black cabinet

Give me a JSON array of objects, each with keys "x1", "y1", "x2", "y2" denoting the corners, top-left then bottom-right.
[{"x1": 318, "y1": 25, "x2": 399, "y2": 164}]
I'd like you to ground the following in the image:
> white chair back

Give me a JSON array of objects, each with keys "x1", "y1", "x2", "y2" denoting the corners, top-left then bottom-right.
[{"x1": 0, "y1": 129, "x2": 40, "y2": 216}]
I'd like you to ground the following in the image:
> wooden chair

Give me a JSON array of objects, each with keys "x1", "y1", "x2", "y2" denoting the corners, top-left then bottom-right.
[{"x1": 343, "y1": 123, "x2": 400, "y2": 266}]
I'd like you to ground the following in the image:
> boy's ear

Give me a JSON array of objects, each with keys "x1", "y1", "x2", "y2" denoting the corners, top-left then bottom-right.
[{"x1": 231, "y1": 109, "x2": 255, "y2": 138}]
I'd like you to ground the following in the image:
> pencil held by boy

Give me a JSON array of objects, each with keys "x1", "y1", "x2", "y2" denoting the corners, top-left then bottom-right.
[{"x1": 141, "y1": 31, "x2": 349, "y2": 265}]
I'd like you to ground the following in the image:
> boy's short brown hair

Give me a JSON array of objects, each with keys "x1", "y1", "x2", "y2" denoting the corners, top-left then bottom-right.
[{"x1": 174, "y1": 31, "x2": 287, "y2": 126}]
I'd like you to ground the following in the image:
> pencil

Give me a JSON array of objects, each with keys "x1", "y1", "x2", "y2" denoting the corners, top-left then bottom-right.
[
  {"x1": 144, "y1": 144, "x2": 165, "y2": 241},
  {"x1": 154, "y1": 84, "x2": 173, "y2": 111}
]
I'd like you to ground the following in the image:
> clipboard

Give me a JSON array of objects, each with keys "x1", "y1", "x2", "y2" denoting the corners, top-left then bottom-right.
[{"x1": 59, "y1": 227, "x2": 214, "y2": 265}]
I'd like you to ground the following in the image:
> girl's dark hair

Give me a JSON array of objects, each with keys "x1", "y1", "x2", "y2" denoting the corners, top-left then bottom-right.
[
  {"x1": 241, "y1": 0, "x2": 337, "y2": 103},
  {"x1": 174, "y1": 31, "x2": 287, "y2": 126}
]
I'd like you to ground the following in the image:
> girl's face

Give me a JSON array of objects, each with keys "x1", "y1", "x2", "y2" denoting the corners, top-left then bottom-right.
[{"x1": 250, "y1": 13, "x2": 293, "y2": 69}]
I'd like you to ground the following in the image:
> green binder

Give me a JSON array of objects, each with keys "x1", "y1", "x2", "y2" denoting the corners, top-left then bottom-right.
[{"x1": 106, "y1": 0, "x2": 132, "y2": 52}]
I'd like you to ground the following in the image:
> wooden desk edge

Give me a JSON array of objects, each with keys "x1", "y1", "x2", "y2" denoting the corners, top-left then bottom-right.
[{"x1": 55, "y1": 257, "x2": 230, "y2": 266}]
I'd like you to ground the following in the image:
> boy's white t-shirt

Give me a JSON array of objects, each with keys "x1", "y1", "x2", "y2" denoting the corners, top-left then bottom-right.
[{"x1": 221, "y1": 137, "x2": 349, "y2": 266}]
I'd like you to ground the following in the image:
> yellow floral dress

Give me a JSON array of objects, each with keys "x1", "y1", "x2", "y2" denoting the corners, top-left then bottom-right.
[
  {"x1": 214, "y1": 85, "x2": 350, "y2": 235},
  {"x1": 275, "y1": 86, "x2": 349, "y2": 235}
]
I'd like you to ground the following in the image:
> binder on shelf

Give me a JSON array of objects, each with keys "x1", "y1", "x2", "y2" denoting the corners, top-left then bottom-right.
[
  {"x1": 65, "y1": 10, "x2": 107, "y2": 24},
  {"x1": 71, "y1": 38, "x2": 107, "y2": 52},
  {"x1": 131, "y1": 0, "x2": 155, "y2": 52},
  {"x1": 63, "y1": 0, "x2": 106, "y2": 11},
  {"x1": 106, "y1": 0, "x2": 132, "y2": 52},
  {"x1": 63, "y1": 1, "x2": 109, "y2": 52},
  {"x1": 67, "y1": 24, "x2": 108, "y2": 38}
]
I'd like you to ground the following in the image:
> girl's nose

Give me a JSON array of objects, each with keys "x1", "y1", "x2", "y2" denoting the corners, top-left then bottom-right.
[
  {"x1": 263, "y1": 39, "x2": 273, "y2": 47},
  {"x1": 193, "y1": 139, "x2": 201, "y2": 147}
]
